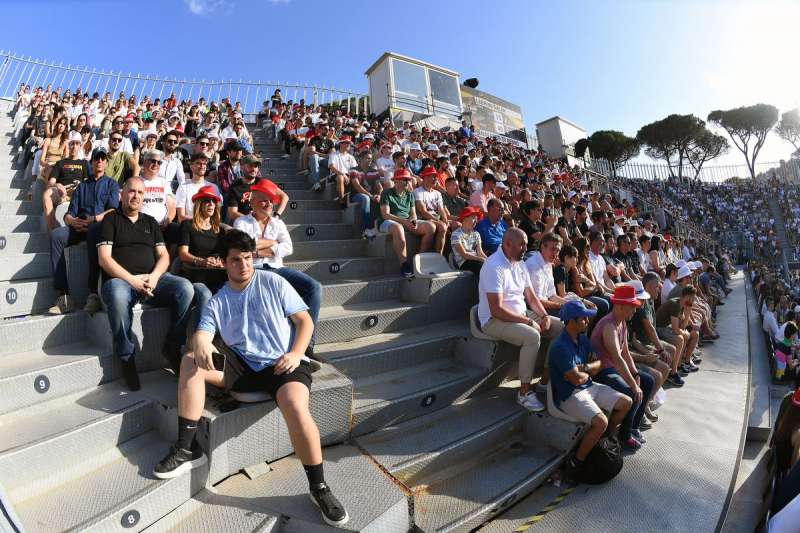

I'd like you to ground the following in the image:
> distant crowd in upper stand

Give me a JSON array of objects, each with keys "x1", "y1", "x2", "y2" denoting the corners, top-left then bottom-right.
[{"x1": 10, "y1": 80, "x2": 742, "y2": 494}]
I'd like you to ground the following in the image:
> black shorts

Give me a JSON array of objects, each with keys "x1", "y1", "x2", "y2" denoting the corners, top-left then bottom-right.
[{"x1": 214, "y1": 346, "x2": 313, "y2": 400}]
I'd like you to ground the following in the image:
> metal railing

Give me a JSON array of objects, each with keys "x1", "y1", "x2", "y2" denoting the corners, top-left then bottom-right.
[
  {"x1": 0, "y1": 51, "x2": 370, "y2": 116},
  {"x1": 591, "y1": 158, "x2": 800, "y2": 184}
]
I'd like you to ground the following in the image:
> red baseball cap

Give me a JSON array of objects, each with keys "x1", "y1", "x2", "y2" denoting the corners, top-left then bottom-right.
[
  {"x1": 338, "y1": 136, "x2": 352, "y2": 145},
  {"x1": 250, "y1": 179, "x2": 280, "y2": 204},
  {"x1": 458, "y1": 206, "x2": 484, "y2": 222},
  {"x1": 393, "y1": 168, "x2": 413, "y2": 181},
  {"x1": 419, "y1": 166, "x2": 437, "y2": 179},
  {"x1": 191, "y1": 185, "x2": 221, "y2": 203},
  {"x1": 610, "y1": 285, "x2": 641, "y2": 308}
]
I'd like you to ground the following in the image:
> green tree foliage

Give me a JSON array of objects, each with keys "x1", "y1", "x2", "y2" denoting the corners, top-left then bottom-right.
[
  {"x1": 636, "y1": 114, "x2": 706, "y2": 179},
  {"x1": 776, "y1": 108, "x2": 800, "y2": 154},
  {"x1": 574, "y1": 138, "x2": 590, "y2": 158},
  {"x1": 707, "y1": 104, "x2": 779, "y2": 179},
  {"x1": 687, "y1": 130, "x2": 729, "y2": 179},
  {"x1": 587, "y1": 130, "x2": 640, "y2": 176}
]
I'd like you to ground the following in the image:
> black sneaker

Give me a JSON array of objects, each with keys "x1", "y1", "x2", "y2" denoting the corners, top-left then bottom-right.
[
  {"x1": 692, "y1": 354, "x2": 702, "y2": 364},
  {"x1": 667, "y1": 372, "x2": 685, "y2": 387},
  {"x1": 153, "y1": 442, "x2": 207, "y2": 479},
  {"x1": 562, "y1": 456, "x2": 581, "y2": 485},
  {"x1": 400, "y1": 261, "x2": 414, "y2": 279},
  {"x1": 163, "y1": 341, "x2": 182, "y2": 376},
  {"x1": 685, "y1": 361, "x2": 700, "y2": 372},
  {"x1": 677, "y1": 365, "x2": 689, "y2": 377},
  {"x1": 309, "y1": 483, "x2": 349, "y2": 526},
  {"x1": 121, "y1": 357, "x2": 141, "y2": 391}
]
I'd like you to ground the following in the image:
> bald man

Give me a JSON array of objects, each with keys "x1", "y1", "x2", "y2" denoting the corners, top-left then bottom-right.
[{"x1": 477, "y1": 228, "x2": 564, "y2": 412}]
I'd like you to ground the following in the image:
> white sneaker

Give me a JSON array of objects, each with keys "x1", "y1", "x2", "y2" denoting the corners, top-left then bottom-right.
[
  {"x1": 281, "y1": 154, "x2": 290, "y2": 159},
  {"x1": 297, "y1": 169, "x2": 309, "y2": 176},
  {"x1": 311, "y1": 182, "x2": 323, "y2": 192},
  {"x1": 517, "y1": 391, "x2": 545, "y2": 412},
  {"x1": 83, "y1": 293, "x2": 103, "y2": 314},
  {"x1": 48, "y1": 295, "x2": 74, "y2": 315},
  {"x1": 362, "y1": 228, "x2": 377, "y2": 240}
]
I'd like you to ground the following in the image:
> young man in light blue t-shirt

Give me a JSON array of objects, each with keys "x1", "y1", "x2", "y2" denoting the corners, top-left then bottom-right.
[{"x1": 153, "y1": 230, "x2": 348, "y2": 527}]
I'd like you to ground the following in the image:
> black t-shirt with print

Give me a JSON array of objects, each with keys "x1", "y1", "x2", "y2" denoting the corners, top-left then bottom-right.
[
  {"x1": 310, "y1": 137, "x2": 334, "y2": 156},
  {"x1": 98, "y1": 210, "x2": 164, "y2": 282},
  {"x1": 225, "y1": 177, "x2": 262, "y2": 216},
  {"x1": 519, "y1": 218, "x2": 545, "y2": 251},
  {"x1": 50, "y1": 158, "x2": 90, "y2": 187}
]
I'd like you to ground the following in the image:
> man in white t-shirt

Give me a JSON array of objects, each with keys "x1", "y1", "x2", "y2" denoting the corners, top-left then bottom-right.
[
  {"x1": 413, "y1": 166, "x2": 450, "y2": 254},
  {"x1": 175, "y1": 152, "x2": 221, "y2": 221},
  {"x1": 478, "y1": 228, "x2": 563, "y2": 412},
  {"x1": 327, "y1": 137, "x2": 358, "y2": 208},
  {"x1": 375, "y1": 142, "x2": 395, "y2": 179},
  {"x1": 159, "y1": 130, "x2": 186, "y2": 189},
  {"x1": 140, "y1": 149, "x2": 178, "y2": 243},
  {"x1": 588, "y1": 231, "x2": 615, "y2": 295}
]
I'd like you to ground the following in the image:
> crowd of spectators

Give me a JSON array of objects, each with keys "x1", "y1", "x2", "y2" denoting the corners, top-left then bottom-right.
[{"x1": 8, "y1": 80, "x2": 744, "y2": 497}]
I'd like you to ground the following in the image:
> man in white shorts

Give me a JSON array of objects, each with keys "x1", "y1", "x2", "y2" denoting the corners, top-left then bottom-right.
[{"x1": 549, "y1": 300, "x2": 632, "y2": 482}]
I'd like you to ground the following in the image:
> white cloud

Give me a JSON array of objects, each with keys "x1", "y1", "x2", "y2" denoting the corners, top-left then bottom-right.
[{"x1": 184, "y1": 0, "x2": 226, "y2": 15}]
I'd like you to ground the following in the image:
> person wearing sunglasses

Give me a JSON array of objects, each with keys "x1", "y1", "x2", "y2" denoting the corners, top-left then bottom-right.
[
  {"x1": 139, "y1": 149, "x2": 178, "y2": 238},
  {"x1": 104, "y1": 132, "x2": 139, "y2": 184},
  {"x1": 159, "y1": 132, "x2": 186, "y2": 190}
]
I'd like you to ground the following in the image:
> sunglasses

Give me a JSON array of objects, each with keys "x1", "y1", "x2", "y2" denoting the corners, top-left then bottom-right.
[
  {"x1": 147, "y1": 159, "x2": 163, "y2": 165},
  {"x1": 165, "y1": 139, "x2": 178, "y2": 144},
  {"x1": 110, "y1": 138, "x2": 123, "y2": 142},
  {"x1": 198, "y1": 142, "x2": 209, "y2": 146}
]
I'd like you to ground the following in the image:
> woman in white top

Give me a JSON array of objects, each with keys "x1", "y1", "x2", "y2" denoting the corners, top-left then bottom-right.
[{"x1": 175, "y1": 153, "x2": 221, "y2": 221}]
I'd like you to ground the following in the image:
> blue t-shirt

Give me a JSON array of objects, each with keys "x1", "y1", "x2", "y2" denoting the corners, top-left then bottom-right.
[
  {"x1": 476, "y1": 218, "x2": 507, "y2": 254},
  {"x1": 197, "y1": 269, "x2": 309, "y2": 371},
  {"x1": 548, "y1": 330, "x2": 594, "y2": 406}
]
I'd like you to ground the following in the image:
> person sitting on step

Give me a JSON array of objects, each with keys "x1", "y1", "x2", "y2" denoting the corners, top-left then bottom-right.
[
  {"x1": 48, "y1": 149, "x2": 120, "y2": 314},
  {"x1": 326, "y1": 136, "x2": 357, "y2": 208},
  {"x1": 42, "y1": 138, "x2": 90, "y2": 231},
  {"x1": 377, "y1": 168, "x2": 438, "y2": 278},
  {"x1": 233, "y1": 179, "x2": 322, "y2": 359},
  {"x1": 154, "y1": 230, "x2": 349, "y2": 527},
  {"x1": 478, "y1": 228, "x2": 564, "y2": 412},
  {"x1": 97, "y1": 177, "x2": 196, "y2": 391},
  {"x1": 225, "y1": 154, "x2": 288, "y2": 223},
  {"x1": 549, "y1": 300, "x2": 631, "y2": 484}
]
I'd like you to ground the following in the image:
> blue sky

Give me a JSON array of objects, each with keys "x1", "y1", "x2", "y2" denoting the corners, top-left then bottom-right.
[{"x1": 1, "y1": 0, "x2": 797, "y2": 165}]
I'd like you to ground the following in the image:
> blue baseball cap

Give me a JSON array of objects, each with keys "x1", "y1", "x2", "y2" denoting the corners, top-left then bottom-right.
[{"x1": 560, "y1": 300, "x2": 597, "y2": 322}]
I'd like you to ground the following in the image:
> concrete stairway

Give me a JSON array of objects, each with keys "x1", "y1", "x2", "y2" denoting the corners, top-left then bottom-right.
[
  {"x1": 0, "y1": 102, "x2": 581, "y2": 533},
  {"x1": 766, "y1": 194, "x2": 791, "y2": 272}
]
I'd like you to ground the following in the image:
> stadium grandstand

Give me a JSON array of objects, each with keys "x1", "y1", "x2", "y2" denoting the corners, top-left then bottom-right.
[{"x1": 0, "y1": 44, "x2": 797, "y2": 533}]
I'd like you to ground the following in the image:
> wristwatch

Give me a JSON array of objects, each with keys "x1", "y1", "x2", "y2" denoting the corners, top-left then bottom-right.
[{"x1": 274, "y1": 212, "x2": 281, "y2": 218}]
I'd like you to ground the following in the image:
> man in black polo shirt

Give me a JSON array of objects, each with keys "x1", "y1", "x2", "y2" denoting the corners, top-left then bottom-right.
[
  {"x1": 97, "y1": 177, "x2": 196, "y2": 390},
  {"x1": 225, "y1": 154, "x2": 289, "y2": 223},
  {"x1": 613, "y1": 234, "x2": 643, "y2": 282}
]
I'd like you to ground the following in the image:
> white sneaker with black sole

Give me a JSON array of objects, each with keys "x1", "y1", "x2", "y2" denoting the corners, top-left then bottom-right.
[
  {"x1": 153, "y1": 443, "x2": 207, "y2": 479},
  {"x1": 309, "y1": 483, "x2": 349, "y2": 526},
  {"x1": 517, "y1": 391, "x2": 545, "y2": 412}
]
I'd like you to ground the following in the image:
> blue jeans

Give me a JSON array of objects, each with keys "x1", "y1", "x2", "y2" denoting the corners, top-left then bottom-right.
[
  {"x1": 586, "y1": 295, "x2": 611, "y2": 321},
  {"x1": 264, "y1": 265, "x2": 321, "y2": 347},
  {"x1": 595, "y1": 367, "x2": 656, "y2": 441},
  {"x1": 101, "y1": 273, "x2": 194, "y2": 361},
  {"x1": 50, "y1": 223, "x2": 101, "y2": 295},
  {"x1": 352, "y1": 192, "x2": 372, "y2": 231},
  {"x1": 190, "y1": 282, "x2": 213, "y2": 333},
  {"x1": 308, "y1": 154, "x2": 328, "y2": 185}
]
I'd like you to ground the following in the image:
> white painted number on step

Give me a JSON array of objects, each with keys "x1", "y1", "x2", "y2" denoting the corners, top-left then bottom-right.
[
  {"x1": 5, "y1": 288, "x2": 17, "y2": 305},
  {"x1": 290, "y1": 201, "x2": 298, "y2": 210},
  {"x1": 121, "y1": 510, "x2": 140, "y2": 528},
  {"x1": 306, "y1": 226, "x2": 316, "y2": 237},
  {"x1": 365, "y1": 315, "x2": 378, "y2": 328},
  {"x1": 34, "y1": 375, "x2": 50, "y2": 394},
  {"x1": 329, "y1": 263, "x2": 340, "y2": 274},
  {"x1": 421, "y1": 394, "x2": 436, "y2": 408},
  {"x1": 0, "y1": 236, "x2": 5, "y2": 249}
]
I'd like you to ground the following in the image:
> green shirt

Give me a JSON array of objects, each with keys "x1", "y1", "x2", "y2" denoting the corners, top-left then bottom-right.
[
  {"x1": 379, "y1": 188, "x2": 413, "y2": 223},
  {"x1": 654, "y1": 298, "x2": 682, "y2": 328}
]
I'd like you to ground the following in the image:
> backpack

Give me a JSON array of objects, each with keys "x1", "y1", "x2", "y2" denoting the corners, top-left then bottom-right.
[{"x1": 578, "y1": 436, "x2": 624, "y2": 484}]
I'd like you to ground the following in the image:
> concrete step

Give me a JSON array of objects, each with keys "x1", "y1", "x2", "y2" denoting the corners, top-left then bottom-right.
[
  {"x1": 351, "y1": 359, "x2": 486, "y2": 436},
  {"x1": 0, "y1": 277, "x2": 58, "y2": 318},
  {"x1": 12, "y1": 430, "x2": 207, "y2": 533},
  {"x1": 0, "y1": 251, "x2": 50, "y2": 281},
  {"x1": 292, "y1": 238, "x2": 369, "y2": 261},
  {"x1": 0, "y1": 312, "x2": 89, "y2": 357},
  {"x1": 316, "y1": 320, "x2": 468, "y2": 379},
  {"x1": 0, "y1": 231, "x2": 49, "y2": 254},
  {"x1": 0, "y1": 214, "x2": 45, "y2": 233},
  {"x1": 0, "y1": 308, "x2": 172, "y2": 413},
  {"x1": 286, "y1": 222, "x2": 357, "y2": 242},
  {"x1": 0, "y1": 199, "x2": 38, "y2": 215},
  {"x1": 149, "y1": 363, "x2": 353, "y2": 485},
  {"x1": 316, "y1": 299, "x2": 429, "y2": 344},
  {"x1": 280, "y1": 209, "x2": 344, "y2": 225},
  {"x1": 320, "y1": 276, "x2": 405, "y2": 308},
  {"x1": 287, "y1": 256, "x2": 388, "y2": 282},
  {"x1": 0, "y1": 373, "x2": 172, "y2": 495},
  {"x1": 150, "y1": 445, "x2": 409, "y2": 533},
  {"x1": 0, "y1": 187, "x2": 28, "y2": 201},
  {"x1": 357, "y1": 389, "x2": 525, "y2": 483},
  {"x1": 283, "y1": 198, "x2": 341, "y2": 211}
]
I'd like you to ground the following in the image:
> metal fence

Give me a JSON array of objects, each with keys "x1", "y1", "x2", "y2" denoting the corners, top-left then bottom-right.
[
  {"x1": 591, "y1": 158, "x2": 800, "y2": 184},
  {"x1": 0, "y1": 51, "x2": 370, "y2": 117}
]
